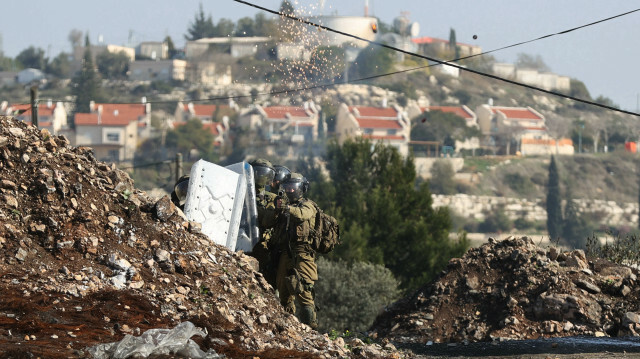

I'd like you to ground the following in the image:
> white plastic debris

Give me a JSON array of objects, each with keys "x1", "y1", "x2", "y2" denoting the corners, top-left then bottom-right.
[{"x1": 87, "y1": 321, "x2": 223, "y2": 359}]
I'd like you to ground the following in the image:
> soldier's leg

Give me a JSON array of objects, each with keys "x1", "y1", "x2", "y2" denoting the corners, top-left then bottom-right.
[
  {"x1": 276, "y1": 252, "x2": 296, "y2": 313},
  {"x1": 294, "y1": 253, "x2": 318, "y2": 329}
]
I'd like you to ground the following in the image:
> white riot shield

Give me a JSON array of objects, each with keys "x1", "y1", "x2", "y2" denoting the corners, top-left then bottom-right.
[
  {"x1": 225, "y1": 162, "x2": 259, "y2": 252},
  {"x1": 183, "y1": 160, "x2": 246, "y2": 251}
]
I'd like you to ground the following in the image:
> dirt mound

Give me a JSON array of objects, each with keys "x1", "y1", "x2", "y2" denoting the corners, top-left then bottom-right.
[
  {"x1": 0, "y1": 116, "x2": 360, "y2": 358},
  {"x1": 371, "y1": 236, "x2": 640, "y2": 345}
]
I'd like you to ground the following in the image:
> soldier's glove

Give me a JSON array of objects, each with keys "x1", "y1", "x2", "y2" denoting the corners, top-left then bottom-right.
[{"x1": 275, "y1": 197, "x2": 288, "y2": 212}]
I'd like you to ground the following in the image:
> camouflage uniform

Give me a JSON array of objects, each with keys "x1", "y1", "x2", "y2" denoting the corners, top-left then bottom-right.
[
  {"x1": 273, "y1": 197, "x2": 318, "y2": 328},
  {"x1": 252, "y1": 186, "x2": 278, "y2": 286}
]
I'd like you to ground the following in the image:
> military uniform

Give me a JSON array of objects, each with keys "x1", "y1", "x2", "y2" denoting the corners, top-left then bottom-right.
[
  {"x1": 273, "y1": 197, "x2": 318, "y2": 328},
  {"x1": 252, "y1": 186, "x2": 278, "y2": 286}
]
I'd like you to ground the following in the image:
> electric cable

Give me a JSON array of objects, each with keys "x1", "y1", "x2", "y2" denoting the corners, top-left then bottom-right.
[{"x1": 233, "y1": 0, "x2": 640, "y2": 117}]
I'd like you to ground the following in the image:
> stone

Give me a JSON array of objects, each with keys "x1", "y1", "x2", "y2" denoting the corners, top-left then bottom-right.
[
  {"x1": 3, "y1": 195, "x2": 18, "y2": 208},
  {"x1": 620, "y1": 285, "x2": 631, "y2": 297},
  {"x1": 1, "y1": 180, "x2": 17, "y2": 190},
  {"x1": 15, "y1": 248, "x2": 28, "y2": 261},
  {"x1": 575, "y1": 279, "x2": 601, "y2": 294},
  {"x1": 154, "y1": 196, "x2": 176, "y2": 222},
  {"x1": 623, "y1": 312, "x2": 640, "y2": 326}
]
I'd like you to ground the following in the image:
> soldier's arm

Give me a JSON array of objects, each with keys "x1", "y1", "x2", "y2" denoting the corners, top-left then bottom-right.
[{"x1": 287, "y1": 201, "x2": 315, "y2": 221}]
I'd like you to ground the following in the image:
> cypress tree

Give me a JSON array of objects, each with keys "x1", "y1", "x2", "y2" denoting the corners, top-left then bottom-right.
[
  {"x1": 546, "y1": 155, "x2": 562, "y2": 241},
  {"x1": 71, "y1": 34, "x2": 101, "y2": 114}
]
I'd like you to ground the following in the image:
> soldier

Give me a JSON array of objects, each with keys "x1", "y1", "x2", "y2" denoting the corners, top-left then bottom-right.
[
  {"x1": 271, "y1": 165, "x2": 291, "y2": 193},
  {"x1": 273, "y1": 173, "x2": 319, "y2": 328},
  {"x1": 248, "y1": 158, "x2": 279, "y2": 287},
  {"x1": 170, "y1": 174, "x2": 190, "y2": 211}
]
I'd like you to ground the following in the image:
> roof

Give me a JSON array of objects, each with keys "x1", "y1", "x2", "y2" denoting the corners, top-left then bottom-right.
[
  {"x1": 9, "y1": 103, "x2": 57, "y2": 117},
  {"x1": 362, "y1": 134, "x2": 405, "y2": 141},
  {"x1": 426, "y1": 106, "x2": 474, "y2": 119},
  {"x1": 350, "y1": 106, "x2": 398, "y2": 119},
  {"x1": 492, "y1": 107, "x2": 543, "y2": 121},
  {"x1": 75, "y1": 113, "x2": 132, "y2": 126},
  {"x1": 97, "y1": 103, "x2": 146, "y2": 119},
  {"x1": 183, "y1": 104, "x2": 227, "y2": 118},
  {"x1": 357, "y1": 119, "x2": 402, "y2": 129},
  {"x1": 263, "y1": 106, "x2": 312, "y2": 119}
]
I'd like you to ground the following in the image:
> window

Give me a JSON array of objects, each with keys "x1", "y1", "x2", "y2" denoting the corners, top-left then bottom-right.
[
  {"x1": 387, "y1": 129, "x2": 397, "y2": 135},
  {"x1": 106, "y1": 132, "x2": 120, "y2": 142},
  {"x1": 363, "y1": 128, "x2": 373, "y2": 134}
]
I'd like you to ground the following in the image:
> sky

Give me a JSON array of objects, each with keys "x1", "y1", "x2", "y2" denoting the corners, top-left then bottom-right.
[{"x1": 2, "y1": 0, "x2": 639, "y2": 112}]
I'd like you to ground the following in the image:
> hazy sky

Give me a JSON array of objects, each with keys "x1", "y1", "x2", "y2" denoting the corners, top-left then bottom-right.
[{"x1": 2, "y1": 1, "x2": 639, "y2": 112}]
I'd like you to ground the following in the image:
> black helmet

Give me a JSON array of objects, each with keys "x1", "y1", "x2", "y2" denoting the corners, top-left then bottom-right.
[
  {"x1": 272, "y1": 165, "x2": 291, "y2": 191},
  {"x1": 281, "y1": 172, "x2": 309, "y2": 202},
  {"x1": 171, "y1": 174, "x2": 190, "y2": 209},
  {"x1": 250, "y1": 158, "x2": 275, "y2": 188}
]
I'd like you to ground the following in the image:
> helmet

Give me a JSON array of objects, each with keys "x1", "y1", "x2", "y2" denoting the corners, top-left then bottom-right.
[
  {"x1": 281, "y1": 172, "x2": 309, "y2": 202},
  {"x1": 250, "y1": 158, "x2": 275, "y2": 188},
  {"x1": 171, "y1": 174, "x2": 190, "y2": 208},
  {"x1": 272, "y1": 165, "x2": 291, "y2": 191}
]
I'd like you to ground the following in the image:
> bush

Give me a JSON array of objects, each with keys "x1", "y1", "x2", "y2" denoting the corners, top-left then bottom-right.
[
  {"x1": 478, "y1": 206, "x2": 512, "y2": 233},
  {"x1": 315, "y1": 258, "x2": 400, "y2": 333},
  {"x1": 586, "y1": 233, "x2": 640, "y2": 266}
]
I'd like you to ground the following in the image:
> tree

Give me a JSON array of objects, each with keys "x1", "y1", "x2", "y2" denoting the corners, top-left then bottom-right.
[
  {"x1": 351, "y1": 44, "x2": 395, "y2": 78},
  {"x1": 0, "y1": 55, "x2": 14, "y2": 71},
  {"x1": 449, "y1": 28, "x2": 460, "y2": 60},
  {"x1": 215, "y1": 19, "x2": 235, "y2": 36},
  {"x1": 279, "y1": 0, "x2": 295, "y2": 15},
  {"x1": 165, "y1": 119, "x2": 218, "y2": 161},
  {"x1": 96, "y1": 51, "x2": 129, "y2": 79},
  {"x1": 322, "y1": 138, "x2": 468, "y2": 292},
  {"x1": 429, "y1": 160, "x2": 456, "y2": 195},
  {"x1": 562, "y1": 185, "x2": 590, "y2": 249},
  {"x1": 314, "y1": 258, "x2": 400, "y2": 333},
  {"x1": 516, "y1": 53, "x2": 550, "y2": 71},
  {"x1": 546, "y1": 156, "x2": 562, "y2": 241},
  {"x1": 164, "y1": 36, "x2": 178, "y2": 59},
  {"x1": 236, "y1": 17, "x2": 255, "y2": 37},
  {"x1": 185, "y1": 3, "x2": 216, "y2": 40},
  {"x1": 68, "y1": 29, "x2": 83, "y2": 50},
  {"x1": 72, "y1": 35, "x2": 102, "y2": 114},
  {"x1": 253, "y1": 13, "x2": 277, "y2": 37},
  {"x1": 16, "y1": 46, "x2": 46, "y2": 69},
  {"x1": 411, "y1": 110, "x2": 481, "y2": 144},
  {"x1": 46, "y1": 52, "x2": 72, "y2": 78}
]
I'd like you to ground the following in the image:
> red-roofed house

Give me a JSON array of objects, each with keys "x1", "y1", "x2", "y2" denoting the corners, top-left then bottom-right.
[
  {"x1": 74, "y1": 102, "x2": 150, "y2": 162},
  {"x1": 238, "y1": 102, "x2": 319, "y2": 143},
  {"x1": 475, "y1": 105, "x2": 546, "y2": 137},
  {"x1": 3, "y1": 100, "x2": 68, "y2": 135},
  {"x1": 335, "y1": 104, "x2": 410, "y2": 157},
  {"x1": 173, "y1": 121, "x2": 227, "y2": 147},
  {"x1": 174, "y1": 102, "x2": 232, "y2": 123},
  {"x1": 407, "y1": 104, "x2": 477, "y2": 128}
]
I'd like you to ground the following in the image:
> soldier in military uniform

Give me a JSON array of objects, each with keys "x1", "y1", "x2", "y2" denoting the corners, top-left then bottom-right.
[
  {"x1": 271, "y1": 165, "x2": 291, "y2": 193},
  {"x1": 248, "y1": 159, "x2": 279, "y2": 287},
  {"x1": 273, "y1": 173, "x2": 319, "y2": 328}
]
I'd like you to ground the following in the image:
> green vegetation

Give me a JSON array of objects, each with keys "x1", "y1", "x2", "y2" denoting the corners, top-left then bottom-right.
[
  {"x1": 586, "y1": 233, "x2": 640, "y2": 267},
  {"x1": 305, "y1": 138, "x2": 469, "y2": 292},
  {"x1": 71, "y1": 35, "x2": 103, "y2": 114},
  {"x1": 315, "y1": 258, "x2": 400, "y2": 333},
  {"x1": 546, "y1": 156, "x2": 562, "y2": 241}
]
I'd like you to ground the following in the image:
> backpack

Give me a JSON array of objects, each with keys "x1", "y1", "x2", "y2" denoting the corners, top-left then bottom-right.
[{"x1": 309, "y1": 201, "x2": 340, "y2": 254}]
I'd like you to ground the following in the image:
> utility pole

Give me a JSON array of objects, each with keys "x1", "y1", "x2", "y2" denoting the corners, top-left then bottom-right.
[
  {"x1": 30, "y1": 86, "x2": 38, "y2": 128},
  {"x1": 175, "y1": 153, "x2": 183, "y2": 183},
  {"x1": 578, "y1": 121, "x2": 584, "y2": 153}
]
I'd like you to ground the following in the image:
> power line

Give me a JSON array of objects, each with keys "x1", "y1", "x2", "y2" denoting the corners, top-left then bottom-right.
[{"x1": 233, "y1": 0, "x2": 640, "y2": 117}]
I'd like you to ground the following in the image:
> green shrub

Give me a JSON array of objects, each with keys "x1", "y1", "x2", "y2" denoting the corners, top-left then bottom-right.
[{"x1": 315, "y1": 258, "x2": 400, "y2": 333}]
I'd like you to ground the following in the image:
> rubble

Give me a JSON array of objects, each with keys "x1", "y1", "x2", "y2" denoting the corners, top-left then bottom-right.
[
  {"x1": 370, "y1": 236, "x2": 640, "y2": 345},
  {"x1": 0, "y1": 116, "x2": 372, "y2": 358}
]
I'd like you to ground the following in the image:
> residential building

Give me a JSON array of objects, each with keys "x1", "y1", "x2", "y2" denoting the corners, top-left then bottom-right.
[
  {"x1": 136, "y1": 41, "x2": 168, "y2": 60},
  {"x1": 520, "y1": 135, "x2": 574, "y2": 156},
  {"x1": 0, "y1": 71, "x2": 17, "y2": 86},
  {"x1": 407, "y1": 104, "x2": 477, "y2": 128},
  {"x1": 187, "y1": 61, "x2": 233, "y2": 85},
  {"x1": 185, "y1": 37, "x2": 272, "y2": 59},
  {"x1": 475, "y1": 105, "x2": 546, "y2": 136},
  {"x1": 238, "y1": 102, "x2": 319, "y2": 143},
  {"x1": 335, "y1": 104, "x2": 410, "y2": 157},
  {"x1": 412, "y1": 37, "x2": 482, "y2": 58},
  {"x1": 3, "y1": 100, "x2": 68, "y2": 135},
  {"x1": 492, "y1": 63, "x2": 571, "y2": 91},
  {"x1": 74, "y1": 102, "x2": 150, "y2": 163},
  {"x1": 71, "y1": 44, "x2": 135, "y2": 73},
  {"x1": 129, "y1": 59, "x2": 187, "y2": 81},
  {"x1": 174, "y1": 102, "x2": 232, "y2": 123}
]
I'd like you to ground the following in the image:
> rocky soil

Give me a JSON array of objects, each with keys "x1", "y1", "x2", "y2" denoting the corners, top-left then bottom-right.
[
  {"x1": 0, "y1": 116, "x2": 404, "y2": 359},
  {"x1": 371, "y1": 236, "x2": 640, "y2": 346}
]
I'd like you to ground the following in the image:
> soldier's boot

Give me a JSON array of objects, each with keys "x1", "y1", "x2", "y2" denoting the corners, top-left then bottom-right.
[
  {"x1": 284, "y1": 298, "x2": 296, "y2": 314},
  {"x1": 300, "y1": 305, "x2": 318, "y2": 329}
]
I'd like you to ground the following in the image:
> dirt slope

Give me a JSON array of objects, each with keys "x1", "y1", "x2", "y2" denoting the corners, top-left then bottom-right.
[
  {"x1": 0, "y1": 116, "x2": 370, "y2": 358},
  {"x1": 371, "y1": 236, "x2": 640, "y2": 345}
]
